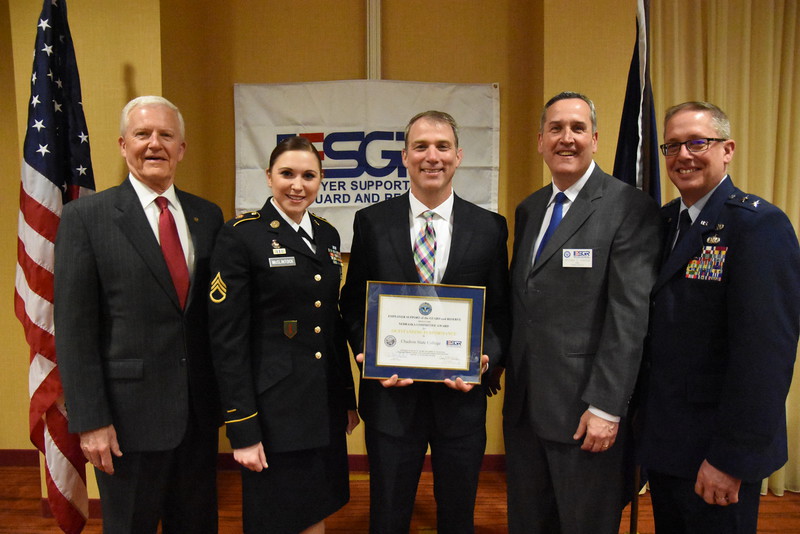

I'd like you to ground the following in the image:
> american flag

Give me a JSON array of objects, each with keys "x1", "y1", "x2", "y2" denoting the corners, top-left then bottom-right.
[
  {"x1": 14, "y1": 0, "x2": 95, "y2": 532},
  {"x1": 613, "y1": 0, "x2": 661, "y2": 203}
]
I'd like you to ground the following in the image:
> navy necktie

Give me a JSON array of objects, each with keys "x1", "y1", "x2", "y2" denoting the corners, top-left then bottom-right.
[
  {"x1": 672, "y1": 209, "x2": 692, "y2": 250},
  {"x1": 535, "y1": 192, "x2": 567, "y2": 264}
]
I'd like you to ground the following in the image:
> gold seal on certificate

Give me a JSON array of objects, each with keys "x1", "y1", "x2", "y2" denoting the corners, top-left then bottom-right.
[{"x1": 362, "y1": 281, "x2": 486, "y2": 383}]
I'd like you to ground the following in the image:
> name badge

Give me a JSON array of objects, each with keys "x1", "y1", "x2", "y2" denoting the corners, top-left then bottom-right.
[
  {"x1": 269, "y1": 257, "x2": 296, "y2": 268},
  {"x1": 562, "y1": 249, "x2": 592, "y2": 268}
]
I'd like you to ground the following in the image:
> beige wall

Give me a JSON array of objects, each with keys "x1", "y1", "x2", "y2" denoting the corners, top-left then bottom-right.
[
  {"x1": 0, "y1": 0, "x2": 27, "y2": 451},
  {"x1": 1, "y1": 0, "x2": 636, "y2": 467}
]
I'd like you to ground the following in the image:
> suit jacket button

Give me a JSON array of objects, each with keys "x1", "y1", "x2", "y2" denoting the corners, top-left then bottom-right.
[
  {"x1": 314, "y1": 300, "x2": 322, "y2": 308},
  {"x1": 314, "y1": 326, "x2": 321, "y2": 334},
  {"x1": 314, "y1": 274, "x2": 322, "y2": 281},
  {"x1": 315, "y1": 352, "x2": 322, "y2": 359},
  {"x1": 179, "y1": 358, "x2": 187, "y2": 366}
]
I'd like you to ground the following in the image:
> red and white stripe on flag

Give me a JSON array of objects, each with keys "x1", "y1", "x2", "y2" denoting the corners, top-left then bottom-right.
[{"x1": 14, "y1": 0, "x2": 95, "y2": 532}]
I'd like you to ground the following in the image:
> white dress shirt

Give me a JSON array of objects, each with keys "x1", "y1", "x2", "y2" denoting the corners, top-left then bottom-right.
[
  {"x1": 408, "y1": 190, "x2": 454, "y2": 284},
  {"x1": 270, "y1": 198, "x2": 316, "y2": 253},
  {"x1": 531, "y1": 161, "x2": 596, "y2": 264}
]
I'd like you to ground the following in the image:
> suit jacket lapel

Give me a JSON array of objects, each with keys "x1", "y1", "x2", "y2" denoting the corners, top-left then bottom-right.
[
  {"x1": 442, "y1": 195, "x2": 472, "y2": 282},
  {"x1": 512, "y1": 186, "x2": 550, "y2": 283},
  {"x1": 531, "y1": 168, "x2": 603, "y2": 275},
  {"x1": 388, "y1": 193, "x2": 420, "y2": 282},
  {"x1": 177, "y1": 188, "x2": 215, "y2": 309},
  {"x1": 653, "y1": 178, "x2": 735, "y2": 294},
  {"x1": 113, "y1": 179, "x2": 182, "y2": 309}
]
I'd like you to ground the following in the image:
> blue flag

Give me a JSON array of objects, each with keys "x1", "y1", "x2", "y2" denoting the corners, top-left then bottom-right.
[{"x1": 613, "y1": 0, "x2": 660, "y2": 203}]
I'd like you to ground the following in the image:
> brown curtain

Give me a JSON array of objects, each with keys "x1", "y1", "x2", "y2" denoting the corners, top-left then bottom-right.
[{"x1": 651, "y1": 0, "x2": 800, "y2": 495}]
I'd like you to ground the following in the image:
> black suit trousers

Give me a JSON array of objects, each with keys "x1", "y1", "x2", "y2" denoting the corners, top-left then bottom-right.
[
  {"x1": 364, "y1": 389, "x2": 486, "y2": 534},
  {"x1": 95, "y1": 412, "x2": 219, "y2": 534},
  {"x1": 648, "y1": 470, "x2": 760, "y2": 534}
]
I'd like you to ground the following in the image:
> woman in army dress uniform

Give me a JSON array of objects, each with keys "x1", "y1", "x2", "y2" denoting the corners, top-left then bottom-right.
[{"x1": 209, "y1": 136, "x2": 359, "y2": 534}]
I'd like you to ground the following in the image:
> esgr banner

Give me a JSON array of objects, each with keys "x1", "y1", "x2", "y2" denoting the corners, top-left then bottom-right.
[{"x1": 234, "y1": 80, "x2": 499, "y2": 251}]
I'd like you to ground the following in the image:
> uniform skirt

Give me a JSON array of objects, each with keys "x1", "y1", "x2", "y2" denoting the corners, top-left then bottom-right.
[{"x1": 240, "y1": 415, "x2": 350, "y2": 533}]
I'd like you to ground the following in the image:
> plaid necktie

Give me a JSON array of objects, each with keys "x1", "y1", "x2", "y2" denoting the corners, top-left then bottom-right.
[
  {"x1": 414, "y1": 210, "x2": 436, "y2": 283},
  {"x1": 155, "y1": 196, "x2": 190, "y2": 308}
]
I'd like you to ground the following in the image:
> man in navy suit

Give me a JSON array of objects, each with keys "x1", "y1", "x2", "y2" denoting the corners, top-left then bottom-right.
[
  {"x1": 640, "y1": 101, "x2": 800, "y2": 533},
  {"x1": 340, "y1": 110, "x2": 510, "y2": 534},
  {"x1": 503, "y1": 92, "x2": 662, "y2": 534},
  {"x1": 55, "y1": 96, "x2": 223, "y2": 533}
]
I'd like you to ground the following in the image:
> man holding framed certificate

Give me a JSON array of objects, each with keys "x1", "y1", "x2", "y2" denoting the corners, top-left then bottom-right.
[{"x1": 340, "y1": 110, "x2": 511, "y2": 534}]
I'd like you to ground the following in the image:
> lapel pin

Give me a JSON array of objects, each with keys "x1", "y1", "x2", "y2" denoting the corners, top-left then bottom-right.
[{"x1": 715, "y1": 224, "x2": 725, "y2": 231}]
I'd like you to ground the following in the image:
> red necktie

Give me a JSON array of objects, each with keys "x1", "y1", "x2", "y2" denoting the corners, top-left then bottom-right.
[{"x1": 155, "y1": 196, "x2": 190, "y2": 308}]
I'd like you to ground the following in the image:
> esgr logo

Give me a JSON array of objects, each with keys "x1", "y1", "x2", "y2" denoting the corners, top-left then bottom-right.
[{"x1": 277, "y1": 131, "x2": 406, "y2": 179}]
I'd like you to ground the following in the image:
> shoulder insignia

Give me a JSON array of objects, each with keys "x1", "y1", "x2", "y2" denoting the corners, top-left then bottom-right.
[
  {"x1": 232, "y1": 211, "x2": 260, "y2": 227},
  {"x1": 209, "y1": 272, "x2": 227, "y2": 303},
  {"x1": 725, "y1": 192, "x2": 764, "y2": 212},
  {"x1": 309, "y1": 211, "x2": 332, "y2": 226}
]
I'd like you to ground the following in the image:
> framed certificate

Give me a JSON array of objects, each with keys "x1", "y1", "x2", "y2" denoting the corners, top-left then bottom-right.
[{"x1": 362, "y1": 281, "x2": 486, "y2": 384}]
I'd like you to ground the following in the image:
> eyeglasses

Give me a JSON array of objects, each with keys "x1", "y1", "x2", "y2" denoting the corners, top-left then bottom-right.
[{"x1": 659, "y1": 138, "x2": 728, "y2": 157}]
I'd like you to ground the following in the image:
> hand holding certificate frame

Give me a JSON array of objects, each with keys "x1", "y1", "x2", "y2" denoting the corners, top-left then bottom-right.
[{"x1": 362, "y1": 281, "x2": 486, "y2": 384}]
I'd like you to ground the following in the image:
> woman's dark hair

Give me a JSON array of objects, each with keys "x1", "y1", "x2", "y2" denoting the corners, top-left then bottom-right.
[{"x1": 268, "y1": 136, "x2": 322, "y2": 171}]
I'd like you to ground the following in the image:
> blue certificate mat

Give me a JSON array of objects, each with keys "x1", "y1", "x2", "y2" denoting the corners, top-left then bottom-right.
[{"x1": 363, "y1": 281, "x2": 486, "y2": 383}]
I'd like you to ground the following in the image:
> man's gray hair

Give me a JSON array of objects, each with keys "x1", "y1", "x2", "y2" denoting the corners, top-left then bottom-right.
[
  {"x1": 120, "y1": 95, "x2": 185, "y2": 138},
  {"x1": 664, "y1": 101, "x2": 731, "y2": 139},
  {"x1": 539, "y1": 91, "x2": 597, "y2": 134}
]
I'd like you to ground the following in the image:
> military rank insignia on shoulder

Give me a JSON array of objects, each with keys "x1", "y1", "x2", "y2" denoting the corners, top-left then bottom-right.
[
  {"x1": 726, "y1": 193, "x2": 763, "y2": 212},
  {"x1": 310, "y1": 212, "x2": 333, "y2": 227},
  {"x1": 232, "y1": 211, "x2": 260, "y2": 227}
]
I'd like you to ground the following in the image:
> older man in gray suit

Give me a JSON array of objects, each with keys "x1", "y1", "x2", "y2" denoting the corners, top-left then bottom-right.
[
  {"x1": 55, "y1": 96, "x2": 223, "y2": 533},
  {"x1": 502, "y1": 92, "x2": 661, "y2": 534}
]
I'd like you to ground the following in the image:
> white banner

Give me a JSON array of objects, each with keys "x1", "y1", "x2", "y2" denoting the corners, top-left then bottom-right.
[{"x1": 234, "y1": 80, "x2": 499, "y2": 251}]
